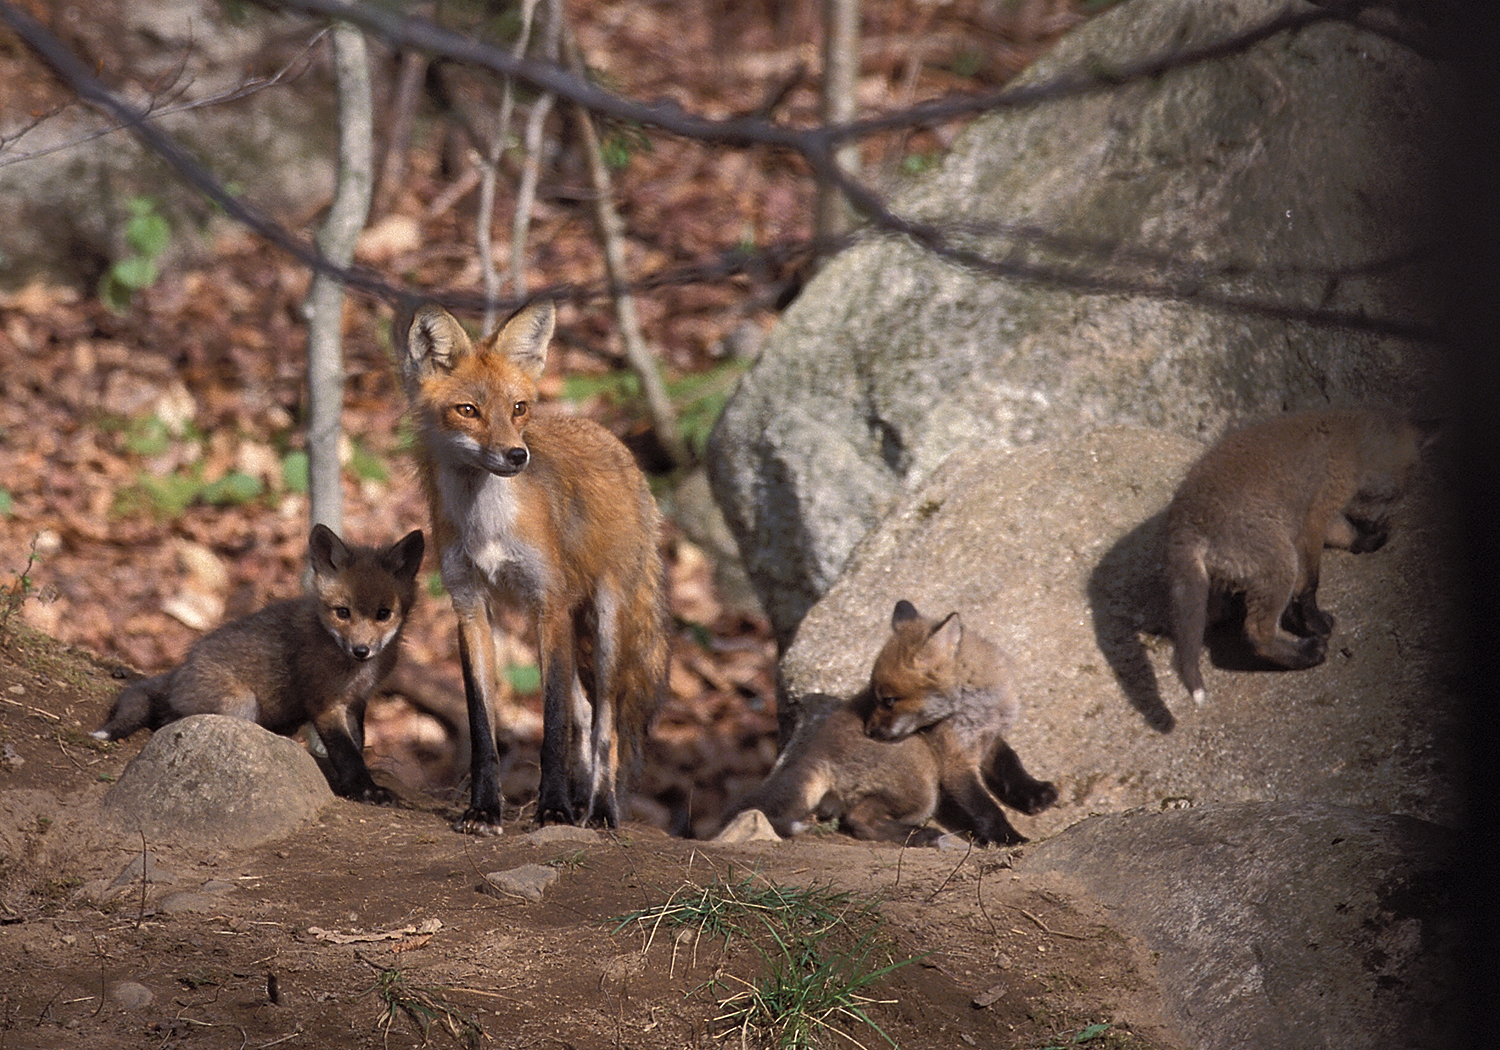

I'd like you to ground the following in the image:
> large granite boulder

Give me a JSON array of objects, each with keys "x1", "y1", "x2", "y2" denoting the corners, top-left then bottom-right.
[
  {"x1": 779, "y1": 427, "x2": 1460, "y2": 839},
  {"x1": 709, "y1": 0, "x2": 1452, "y2": 643},
  {"x1": 1016, "y1": 802, "x2": 1456, "y2": 1050}
]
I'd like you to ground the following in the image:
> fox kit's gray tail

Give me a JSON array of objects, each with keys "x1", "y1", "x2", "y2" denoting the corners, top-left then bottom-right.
[
  {"x1": 92, "y1": 672, "x2": 174, "y2": 741},
  {"x1": 1167, "y1": 536, "x2": 1211, "y2": 704}
]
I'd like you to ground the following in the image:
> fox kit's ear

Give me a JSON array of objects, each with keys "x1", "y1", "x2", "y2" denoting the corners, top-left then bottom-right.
[
  {"x1": 387, "y1": 529, "x2": 426, "y2": 581},
  {"x1": 309, "y1": 523, "x2": 351, "y2": 575},
  {"x1": 919, "y1": 613, "x2": 963, "y2": 669},
  {"x1": 891, "y1": 599, "x2": 921, "y2": 628},
  {"x1": 489, "y1": 300, "x2": 555, "y2": 381},
  {"x1": 405, "y1": 305, "x2": 473, "y2": 378}
]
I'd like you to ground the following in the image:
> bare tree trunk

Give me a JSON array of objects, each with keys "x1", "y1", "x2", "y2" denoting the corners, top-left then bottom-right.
[
  {"x1": 816, "y1": 0, "x2": 861, "y2": 249},
  {"x1": 478, "y1": 0, "x2": 542, "y2": 330},
  {"x1": 561, "y1": 14, "x2": 687, "y2": 468},
  {"x1": 372, "y1": 47, "x2": 428, "y2": 218},
  {"x1": 302, "y1": 22, "x2": 374, "y2": 535}
]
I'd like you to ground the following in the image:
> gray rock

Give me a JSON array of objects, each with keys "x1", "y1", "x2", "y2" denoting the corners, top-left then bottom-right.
[
  {"x1": 1016, "y1": 803, "x2": 1457, "y2": 1050},
  {"x1": 101, "y1": 715, "x2": 335, "y2": 849},
  {"x1": 709, "y1": 0, "x2": 1452, "y2": 643},
  {"x1": 781, "y1": 427, "x2": 1460, "y2": 838},
  {"x1": 107, "y1": 981, "x2": 155, "y2": 1011},
  {"x1": 480, "y1": 863, "x2": 560, "y2": 903},
  {"x1": 522, "y1": 825, "x2": 603, "y2": 847},
  {"x1": 711, "y1": 808, "x2": 780, "y2": 844}
]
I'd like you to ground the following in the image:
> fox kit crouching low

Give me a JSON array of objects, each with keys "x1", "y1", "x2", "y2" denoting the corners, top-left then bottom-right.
[
  {"x1": 1166, "y1": 407, "x2": 1434, "y2": 704},
  {"x1": 400, "y1": 300, "x2": 667, "y2": 834},
  {"x1": 93, "y1": 525, "x2": 425, "y2": 803},
  {"x1": 724, "y1": 600, "x2": 1057, "y2": 846}
]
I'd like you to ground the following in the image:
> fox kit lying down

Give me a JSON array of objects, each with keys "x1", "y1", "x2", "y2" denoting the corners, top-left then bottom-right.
[
  {"x1": 1165, "y1": 407, "x2": 1434, "y2": 704},
  {"x1": 724, "y1": 600, "x2": 1057, "y2": 846},
  {"x1": 93, "y1": 525, "x2": 425, "y2": 803}
]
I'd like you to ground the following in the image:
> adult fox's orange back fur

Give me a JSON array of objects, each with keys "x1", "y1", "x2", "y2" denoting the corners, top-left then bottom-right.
[{"x1": 399, "y1": 300, "x2": 667, "y2": 834}]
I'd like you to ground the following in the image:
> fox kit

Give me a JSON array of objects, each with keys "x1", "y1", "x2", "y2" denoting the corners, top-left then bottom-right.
[
  {"x1": 93, "y1": 524, "x2": 425, "y2": 803},
  {"x1": 1166, "y1": 407, "x2": 1435, "y2": 704},
  {"x1": 399, "y1": 300, "x2": 667, "y2": 834},
  {"x1": 725, "y1": 600, "x2": 1057, "y2": 846}
]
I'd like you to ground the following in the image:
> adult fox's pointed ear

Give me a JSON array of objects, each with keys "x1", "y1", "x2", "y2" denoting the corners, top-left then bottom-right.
[
  {"x1": 487, "y1": 299, "x2": 555, "y2": 381},
  {"x1": 401, "y1": 302, "x2": 474, "y2": 378}
]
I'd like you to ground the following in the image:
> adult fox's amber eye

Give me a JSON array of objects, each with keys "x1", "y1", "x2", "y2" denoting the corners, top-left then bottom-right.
[
  {"x1": 512, "y1": 400, "x2": 528, "y2": 419},
  {"x1": 455, "y1": 403, "x2": 479, "y2": 418}
]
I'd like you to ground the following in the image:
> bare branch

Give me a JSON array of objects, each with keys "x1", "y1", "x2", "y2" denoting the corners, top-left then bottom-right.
[
  {"x1": 477, "y1": 0, "x2": 540, "y2": 327},
  {"x1": 0, "y1": 0, "x2": 1443, "y2": 349},
  {"x1": 0, "y1": 28, "x2": 326, "y2": 169}
]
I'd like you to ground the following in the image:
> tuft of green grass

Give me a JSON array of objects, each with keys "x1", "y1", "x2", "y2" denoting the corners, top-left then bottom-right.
[
  {"x1": 1037, "y1": 1022, "x2": 1116, "y2": 1048},
  {"x1": 615, "y1": 875, "x2": 921, "y2": 1049},
  {"x1": 367, "y1": 966, "x2": 485, "y2": 1049},
  {"x1": 715, "y1": 923, "x2": 911, "y2": 1050}
]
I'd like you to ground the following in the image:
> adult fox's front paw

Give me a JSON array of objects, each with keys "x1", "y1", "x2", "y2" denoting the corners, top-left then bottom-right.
[{"x1": 453, "y1": 805, "x2": 505, "y2": 836}]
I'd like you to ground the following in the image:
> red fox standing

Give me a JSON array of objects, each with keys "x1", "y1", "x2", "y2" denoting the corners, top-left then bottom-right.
[
  {"x1": 398, "y1": 300, "x2": 667, "y2": 834},
  {"x1": 92, "y1": 524, "x2": 425, "y2": 803}
]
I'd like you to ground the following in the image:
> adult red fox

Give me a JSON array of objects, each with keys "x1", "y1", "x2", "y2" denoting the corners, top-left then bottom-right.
[
  {"x1": 398, "y1": 300, "x2": 667, "y2": 834},
  {"x1": 92, "y1": 524, "x2": 424, "y2": 803},
  {"x1": 1165, "y1": 407, "x2": 1435, "y2": 704},
  {"x1": 722, "y1": 600, "x2": 1057, "y2": 846}
]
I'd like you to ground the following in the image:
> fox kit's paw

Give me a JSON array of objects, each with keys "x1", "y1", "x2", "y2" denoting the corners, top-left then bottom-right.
[
  {"x1": 1292, "y1": 632, "x2": 1329, "y2": 668},
  {"x1": 356, "y1": 785, "x2": 396, "y2": 807},
  {"x1": 1016, "y1": 779, "x2": 1059, "y2": 815},
  {"x1": 453, "y1": 806, "x2": 505, "y2": 837},
  {"x1": 973, "y1": 823, "x2": 1027, "y2": 848}
]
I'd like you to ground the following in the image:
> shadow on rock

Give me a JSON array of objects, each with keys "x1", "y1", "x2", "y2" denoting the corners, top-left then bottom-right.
[{"x1": 1087, "y1": 511, "x2": 1175, "y2": 733}]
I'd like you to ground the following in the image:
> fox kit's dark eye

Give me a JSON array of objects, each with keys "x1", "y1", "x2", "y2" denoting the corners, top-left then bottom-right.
[
  {"x1": 376, "y1": 608, "x2": 392, "y2": 622},
  {"x1": 878, "y1": 695, "x2": 896, "y2": 710},
  {"x1": 455, "y1": 403, "x2": 479, "y2": 418},
  {"x1": 334, "y1": 606, "x2": 351, "y2": 620},
  {"x1": 512, "y1": 400, "x2": 528, "y2": 419}
]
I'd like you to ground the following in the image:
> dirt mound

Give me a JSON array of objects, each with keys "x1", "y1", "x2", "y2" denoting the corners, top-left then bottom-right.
[{"x1": 0, "y1": 629, "x2": 1176, "y2": 1050}]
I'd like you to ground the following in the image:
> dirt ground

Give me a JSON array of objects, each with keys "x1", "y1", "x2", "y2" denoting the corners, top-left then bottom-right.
[{"x1": 0, "y1": 627, "x2": 1180, "y2": 1050}]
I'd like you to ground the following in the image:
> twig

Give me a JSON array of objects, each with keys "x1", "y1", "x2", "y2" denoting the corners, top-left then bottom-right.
[
  {"x1": 1016, "y1": 906, "x2": 1092, "y2": 941},
  {"x1": 924, "y1": 838, "x2": 975, "y2": 903},
  {"x1": 0, "y1": 696, "x2": 62, "y2": 722},
  {"x1": 503, "y1": 4, "x2": 559, "y2": 311},
  {"x1": 136, "y1": 831, "x2": 149, "y2": 930}
]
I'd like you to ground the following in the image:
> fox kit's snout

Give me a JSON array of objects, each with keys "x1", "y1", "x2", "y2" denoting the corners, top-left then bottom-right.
[{"x1": 1165, "y1": 407, "x2": 1435, "y2": 704}]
